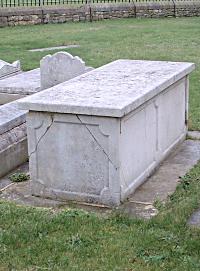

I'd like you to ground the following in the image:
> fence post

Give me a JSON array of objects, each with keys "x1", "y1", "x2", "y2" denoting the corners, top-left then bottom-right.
[
  {"x1": 89, "y1": 7, "x2": 92, "y2": 22},
  {"x1": 132, "y1": 0, "x2": 136, "y2": 18},
  {"x1": 87, "y1": 0, "x2": 93, "y2": 22},
  {"x1": 171, "y1": 0, "x2": 176, "y2": 18}
]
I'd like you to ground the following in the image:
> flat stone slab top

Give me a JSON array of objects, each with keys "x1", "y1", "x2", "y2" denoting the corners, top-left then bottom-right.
[
  {"x1": 0, "y1": 68, "x2": 40, "y2": 95},
  {"x1": 18, "y1": 60, "x2": 195, "y2": 117},
  {"x1": 0, "y1": 59, "x2": 21, "y2": 79},
  {"x1": 0, "y1": 101, "x2": 27, "y2": 134},
  {"x1": 28, "y1": 45, "x2": 80, "y2": 52}
]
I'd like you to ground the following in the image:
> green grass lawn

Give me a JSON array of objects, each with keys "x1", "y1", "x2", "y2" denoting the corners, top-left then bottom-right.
[
  {"x1": 1, "y1": 162, "x2": 200, "y2": 270},
  {"x1": 0, "y1": 18, "x2": 200, "y2": 130}
]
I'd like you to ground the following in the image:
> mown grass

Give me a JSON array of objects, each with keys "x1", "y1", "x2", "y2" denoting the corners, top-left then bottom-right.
[
  {"x1": 0, "y1": 162, "x2": 200, "y2": 270},
  {"x1": 0, "y1": 18, "x2": 200, "y2": 129}
]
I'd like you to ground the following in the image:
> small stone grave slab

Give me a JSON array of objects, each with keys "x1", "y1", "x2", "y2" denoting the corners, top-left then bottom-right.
[
  {"x1": 0, "y1": 68, "x2": 40, "y2": 105},
  {"x1": 188, "y1": 209, "x2": 200, "y2": 227},
  {"x1": 29, "y1": 45, "x2": 80, "y2": 52},
  {"x1": 0, "y1": 100, "x2": 27, "y2": 135},
  {"x1": 40, "y1": 52, "x2": 93, "y2": 89},
  {"x1": 18, "y1": 60, "x2": 195, "y2": 206},
  {"x1": 0, "y1": 59, "x2": 21, "y2": 79}
]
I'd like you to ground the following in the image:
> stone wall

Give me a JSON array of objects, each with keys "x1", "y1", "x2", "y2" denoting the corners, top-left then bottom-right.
[{"x1": 0, "y1": 1, "x2": 200, "y2": 27}]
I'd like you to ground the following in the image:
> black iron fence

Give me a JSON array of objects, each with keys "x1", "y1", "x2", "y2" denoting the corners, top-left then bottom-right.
[
  {"x1": 0, "y1": 0, "x2": 178, "y2": 8},
  {"x1": 1, "y1": 0, "x2": 198, "y2": 8}
]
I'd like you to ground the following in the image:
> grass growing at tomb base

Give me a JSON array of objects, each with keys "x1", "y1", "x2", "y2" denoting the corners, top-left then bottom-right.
[
  {"x1": 1, "y1": 162, "x2": 200, "y2": 270},
  {"x1": 0, "y1": 18, "x2": 200, "y2": 130}
]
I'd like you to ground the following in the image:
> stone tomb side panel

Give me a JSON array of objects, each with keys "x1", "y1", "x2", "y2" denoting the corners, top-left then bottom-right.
[
  {"x1": 158, "y1": 77, "x2": 187, "y2": 155},
  {"x1": 27, "y1": 112, "x2": 121, "y2": 205},
  {"x1": 119, "y1": 100, "x2": 157, "y2": 199},
  {"x1": 119, "y1": 77, "x2": 187, "y2": 200}
]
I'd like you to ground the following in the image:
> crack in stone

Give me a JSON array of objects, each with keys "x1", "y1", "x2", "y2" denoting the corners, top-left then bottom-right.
[
  {"x1": 29, "y1": 114, "x2": 54, "y2": 158},
  {"x1": 76, "y1": 114, "x2": 118, "y2": 170},
  {"x1": 120, "y1": 166, "x2": 130, "y2": 192}
]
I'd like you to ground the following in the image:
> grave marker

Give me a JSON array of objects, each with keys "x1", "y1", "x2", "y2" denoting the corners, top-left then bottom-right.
[
  {"x1": 0, "y1": 59, "x2": 21, "y2": 79},
  {"x1": 40, "y1": 52, "x2": 93, "y2": 90}
]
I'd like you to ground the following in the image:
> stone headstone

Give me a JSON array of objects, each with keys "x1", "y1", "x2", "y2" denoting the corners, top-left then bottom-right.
[
  {"x1": 40, "y1": 52, "x2": 93, "y2": 90},
  {"x1": 0, "y1": 60, "x2": 21, "y2": 79}
]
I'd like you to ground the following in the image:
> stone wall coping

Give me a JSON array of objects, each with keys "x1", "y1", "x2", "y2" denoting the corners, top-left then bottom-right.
[
  {"x1": 175, "y1": 1, "x2": 200, "y2": 7},
  {"x1": 18, "y1": 60, "x2": 195, "y2": 118},
  {"x1": 0, "y1": 8, "x2": 43, "y2": 17},
  {"x1": 91, "y1": 3, "x2": 135, "y2": 11},
  {"x1": 0, "y1": 101, "x2": 27, "y2": 135},
  {"x1": 0, "y1": 4, "x2": 135, "y2": 16},
  {"x1": 0, "y1": 4, "x2": 132, "y2": 17},
  {"x1": 135, "y1": 1, "x2": 174, "y2": 8}
]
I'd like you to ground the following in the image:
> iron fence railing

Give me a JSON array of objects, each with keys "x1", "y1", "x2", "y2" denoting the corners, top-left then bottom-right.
[
  {"x1": 0, "y1": 0, "x2": 196, "y2": 8},
  {"x1": 1, "y1": 0, "x2": 126, "y2": 7}
]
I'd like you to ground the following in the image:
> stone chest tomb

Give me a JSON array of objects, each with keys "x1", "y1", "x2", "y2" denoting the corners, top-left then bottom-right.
[{"x1": 18, "y1": 60, "x2": 195, "y2": 206}]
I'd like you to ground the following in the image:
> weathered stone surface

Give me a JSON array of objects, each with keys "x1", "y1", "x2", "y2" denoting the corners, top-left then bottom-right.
[
  {"x1": 0, "y1": 3, "x2": 200, "y2": 28},
  {"x1": 0, "y1": 92, "x2": 27, "y2": 105},
  {"x1": 135, "y1": 1, "x2": 174, "y2": 18},
  {"x1": 0, "y1": 16, "x2": 8, "y2": 27},
  {"x1": 18, "y1": 60, "x2": 194, "y2": 206},
  {"x1": 0, "y1": 101, "x2": 27, "y2": 134},
  {"x1": 0, "y1": 68, "x2": 40, "y2": 104},
  {"x1": 1, "y1": 139, "x2": 199, "y2": 219},
  {"x1": 19, "y1": 60, "x2": 194, "y2": 117},
  {"x1": 0, "y1": 123, "x2": 27, "y2": 178},
  {"x1": 188, "y1": 208, "x2": 200, "y2": 227},
  {"x1": 0, "y1": 162, "x2": 28, "y2": 190},
  {"x1": 0, "y1": 68, "x2": 40, "y2": 95},
  {"x1": 40, "y1": 52, "x2": 93, "y2": 89},
  {"x1": 0, "y1": 55, "x2": 93, "y2": 104},
  {"x1": 0, "y1": 100, "x2": 28, "y2": 178},
  {"x1": 0, "y1": 52, "x2": 94, "y2": 178},
  {"x1": 128, "y1": 139, "x2": 200, "y2": 203},
  {"x1": 187, "y1": 130, "x2": 200, "y2": 140},
  {"x1": 0, "y1": 59, "x2": 21, "y2": 79},
  {"x1": 0, "y1": 162, "x2": 111, "y2": 213}
]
